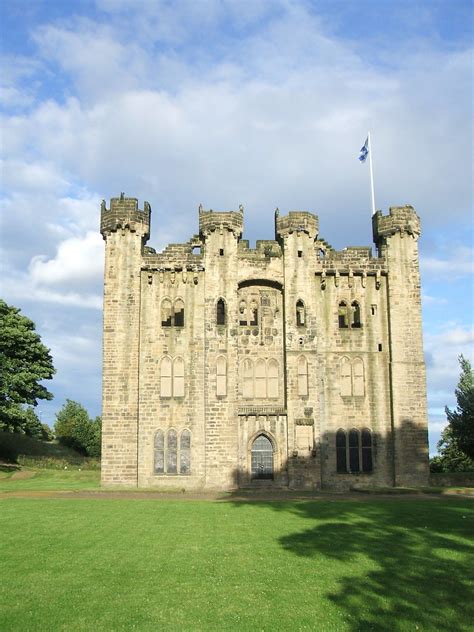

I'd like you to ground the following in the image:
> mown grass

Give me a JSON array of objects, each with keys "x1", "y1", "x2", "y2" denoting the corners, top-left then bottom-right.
[
  {"x1": 1, "y1": 496, "x2": 472, "y2": 631},
  {"x1": 0, "y1": 468, "x2": 100, "y2": 491}
]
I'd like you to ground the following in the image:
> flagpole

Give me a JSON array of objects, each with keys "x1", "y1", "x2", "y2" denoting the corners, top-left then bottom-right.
[{"x1": 367, "y1": 131, "x2": 376, "y2": 216}]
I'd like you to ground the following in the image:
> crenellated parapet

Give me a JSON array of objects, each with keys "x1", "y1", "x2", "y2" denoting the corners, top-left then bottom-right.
[
  {"x1": 100, "y1": 195, "x2": 151, "y2": 240},
  {"x1": 275, "y1": 210, "x2": 319, "y2": 240},
  {"x1": 199, "y1": 206, "x2": 243, "y2": 238},
  {"x1": 372, "y1": 206, "x2": 421, "y2": 245}
]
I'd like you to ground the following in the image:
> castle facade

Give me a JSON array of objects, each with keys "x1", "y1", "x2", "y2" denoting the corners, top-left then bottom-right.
[{"x1": 100, "y1": 197, "x2": 429, "y2": 490}]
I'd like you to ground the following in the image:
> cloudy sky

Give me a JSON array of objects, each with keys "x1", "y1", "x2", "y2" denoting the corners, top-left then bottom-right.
[{"x1": 1, "y1": 0, "x2": 472, "y2": 454}]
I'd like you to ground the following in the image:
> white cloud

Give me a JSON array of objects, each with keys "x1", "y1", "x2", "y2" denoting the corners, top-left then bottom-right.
[
  {"x1": 421, "y1": 246, "x2": 473, "y2": 279},
  {"x1": 29, "y1": 231, "x2": 103, "y2": 287}
]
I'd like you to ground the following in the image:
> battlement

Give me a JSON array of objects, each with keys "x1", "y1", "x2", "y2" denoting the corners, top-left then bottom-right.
[
  {"x1": 199, "y1": 206, "x2": 243, "y2": 238},
  {"x1": 100, "y1": 195, "x2": 151, "y2": 239},
  {"x1": 275, "y1": 210, "x2": 319, "y2": 239},
  {"x1": 372, "y1": 206, "x2": 421, "y2": 244}
]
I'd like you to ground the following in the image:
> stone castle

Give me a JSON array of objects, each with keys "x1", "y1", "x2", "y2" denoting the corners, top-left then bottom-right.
[{"x1": 100, "y1": 196, "x2": 429, "y2": 490}]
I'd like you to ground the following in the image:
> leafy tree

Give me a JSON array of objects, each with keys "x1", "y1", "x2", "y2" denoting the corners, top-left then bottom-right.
[
  {"x1": 54, "y1": 400, "x2": 101, "y2": 457},
  {"x1": 0, "y1": 300, "x2": 55, "y2": 433},
  {"x1": 445, "y1": 355, "x2": 474, "y2": 460},
  {"x1": 430, "y1": 426, "x2": 474, "y2": 473}
]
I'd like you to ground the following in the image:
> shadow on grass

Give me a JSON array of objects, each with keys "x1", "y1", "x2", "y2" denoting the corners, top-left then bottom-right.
[{"x1": 229, "y1": 497, "x2": 474, "y2": 631}]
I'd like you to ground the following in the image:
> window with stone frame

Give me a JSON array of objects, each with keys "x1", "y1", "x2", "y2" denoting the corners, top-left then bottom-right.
[
  {"x1": 216, "y1": 298, "x2": 226, "y2": 326},
  {"x1": 338, "y1": 301, "x2": 349, "y2": 328},
  {"x1": 216, "y1": 355, "x2": 227, "y2": 397},
  {"x1": 297, "y1": 355, "x2": 308, "y2": 396},
  {"x1": 173, "y1": 357, "x2": 185, "y2": 397},
  {"x1": 160, "y1": 356, "x2": 172, "y2": 397},
  {"x1": 267, "y1": 359, "x2": 279, "y2": 398},
  {"x1": 255, "y1": 358, "x2": 267, "y2": 398},
  {"x1": 161, "y1": 297, "x2": 185, "y2": 328},
  {"x1": 161, "y1": 298, "x2": 172, "y2": 327},
  {"x1": 239, "y1": 300, "x2": 248, "y2": 326},
  {"x1": 351, "y1": 301, "x2": 362, "y2": 328},
  {"x1": 174, "y1": 299, "x2": 185, "y2": 327},
  {"x1": 154, "y1": 428, "x2": 192, "y2": 475},
  {"x1": 242, "y1": 358, "x2": 254, "y2": 398},
  {"x1": 340, "y1": 356, "x2": 352, "y2": 396},
  {"x1": 336, "y1": 428, "x2": 373, "y2": 474},
  {"x1": 296, "y1": 300, "x2": 306, "y2": 327},
  {"x1": 352, "y1": 358, "x2": 365, "y2": 396}
]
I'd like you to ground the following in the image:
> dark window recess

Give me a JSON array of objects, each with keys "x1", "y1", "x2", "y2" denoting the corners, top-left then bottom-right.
[
  {"x1": 378, "y1": 343, "x2": 383, "y2": 352},
  {"x1": 239, "y1": 300, "x2": 247, "y2": 326},
  {"x1": 338, "y1": 302, "x2": 349, "y2": 328},
  {"x1": 216, "y1": 299, "x2": 226, "y2": 325},
  {"x1": 361, "y1": 429, "x2": 373, "y2": 473},
  {"x1": 180, "y1": 430, "x2": 191, "y2": 474},
  {"x1": 174, "y1": 308, "x2": 184, "y2": 327},
  {"x1": 349, "y1": 429, "x2": 360, "y2": 473},
  {"x1": 219, "y1": 248, "x2": 224, "y2": 256},
  {"x1": 371, "y1": 305, "x2": 377, "y2": 316},
  {"x1": 167, "y1": 429, "x2": 178, "y2": 474},
  {"x1": 336, "y1": 430, "x2": 347, "y2": 473},
  {"x1": 351, "y1": 302, "x2": 362, "y2": 328},
  {"x1": 251, "y1": 435, "x2": 273, "y2": 480},
  {"x1": 298, "y1": 250, "x2": 303, "y2": 258}
]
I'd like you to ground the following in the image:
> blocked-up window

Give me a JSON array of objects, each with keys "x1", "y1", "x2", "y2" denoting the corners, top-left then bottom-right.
[
  {"x1": 267, "y1": 359, "x2": 279, "y2": 398},
  {"x1": 160, "y1": 356, "x2": 172, "y2": 397},
  {"x1": 353, "y1": 358, "x2": 365, "y2": 396},
  {"x1": 173, "y1": 357, "x2": 185, "y2": 397},
  {"x1": 296, "y1": 300, "x2": 306, "y2": 327},
  {"x1": 216, "y1": 355, "x2": 227, "y2": 397},
  {"x1": 297, "y1": 355, "x2": 308, "y2": 396},
  {"x1": 340, "y1": 357, "x2": 352, "y2": 396},
  {"x1": 154, "y1": 430, "x2": 165, "y2": 474},
  {"x1": 336, "y1": 430, "x2": 347, "y2": 473},
  {"x1": 255, "y1": 358, "x2": 267, "y2": 398},
  {"x1": 242, "y1": 359, "x2": 254, "y2": 398},
  {"x1": 180, "y1": 429, "x2": 191, "y2": 474}
]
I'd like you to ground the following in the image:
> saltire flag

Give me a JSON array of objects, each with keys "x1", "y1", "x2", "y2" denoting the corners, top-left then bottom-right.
[{"x1": 358, "y1": 137, "x2": 369, "y2": 162}]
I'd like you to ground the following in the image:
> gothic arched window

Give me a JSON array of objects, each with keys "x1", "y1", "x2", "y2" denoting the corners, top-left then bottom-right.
[
  {"x1": 340, "y1": 356, "x2": 352, "y2": 396},
  {"x1": 167, "y1": 429, "x2": 178, "y2": 474},
  {"x1": 349, "y1": 429, "x2": 360, "y2": 473},
  {"x1": 353, "y1": 358, "x2": 365, "y2": 396},
  {"x1": 239, "y1": 300, "x2": 247, "y2": 326},
  {"x1": 173, "y1": 357, "x2": 185, "y2": 397},
  {"x1": 174, "y1": 299, "x2": 185, "y2": 327},
  {"x1": 267, "y1": 359, "x2": 279, "y2": 398},
  {"x1": 180, "y1": 429, "x2": 191, "y2": 474},
  {"x1": 351, "y1": 301, "x2": 361, "y2": 328},
  {"x1": 336, "y1": 430, "x2": 347, "y2": 473},
  {"x1": 255, "y1": 358, "x2": 267, "y2": 398},
  {"x1": 161, "y1": 299, "x2": 172, "y2": 327},
  {"x1": 338, "y1": 301, "x2": 349, "y2": 328},
  {"x1": 361, "y1": 428, "x2": 373, "y2": 472},
  {"x1": 160, "y1": 356, "x2": 172, "y2": 397},
  {"x1": 249, "y1": 300, "x2": 258, "y2": 326},
  {"x1": 296, "y1": 300, "x2": 306, "y2": 327},
  {"x1": 297, "y1": 355, "x2": 308, "y2": 397},
  {"x1": 242, "y1": 359, "x2": 254, "y2": 398},
  {"x1": 154, "y1": 430, "x2": 165, "y2": 474},
  {"x1": 216, "y1": 355, "x2": 227, "y2": 397},
  {"x1": 216, "y1": 298, "x2": 226, "y2": 326},
  {"x1": 251, "y1": 434, "x2": 273, "y2": 480}
]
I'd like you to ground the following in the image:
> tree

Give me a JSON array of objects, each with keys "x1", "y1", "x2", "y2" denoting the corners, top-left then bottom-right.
[
  {"x1": 445, "y1": 355, "x2": 474, "y2": 460},
  {"x1": 430, "y1": 425, "x2": 474, "y2": 473},
  {"x1": 0, "y1": 300, "x2": 55, "y2": 433},
  {"x1": 54, "y1": 400, "x2": 101, "y2": 456}
]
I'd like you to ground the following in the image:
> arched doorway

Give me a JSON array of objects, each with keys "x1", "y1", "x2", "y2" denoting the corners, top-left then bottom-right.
[{"x1": 251, "y1": 435, "x2": 273, "y2": 480}]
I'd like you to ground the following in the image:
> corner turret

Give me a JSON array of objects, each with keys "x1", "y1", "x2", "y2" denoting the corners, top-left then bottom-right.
[
  {"x1": 100, "y1": 195, "x2": 151, "y2": 241},
  {"x1": 198, "y1": 205, "x2": 243, "y2": 239},
  {"x1": 372, "y1": 206, "x2": 420, "y2": 254},
  {"x1": 275, "y1": 211, "x2": 319, "y2": 240}
]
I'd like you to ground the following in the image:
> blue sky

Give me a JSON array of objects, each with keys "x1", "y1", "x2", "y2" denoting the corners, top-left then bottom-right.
[{"x1": 0, "y1": 0, "x2": 472, "y2": 454}]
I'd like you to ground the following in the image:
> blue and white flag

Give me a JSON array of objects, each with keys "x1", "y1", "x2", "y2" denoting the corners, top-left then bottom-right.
[{"x1": 358, "y1": 137, "x2": 369, "y2": 162}]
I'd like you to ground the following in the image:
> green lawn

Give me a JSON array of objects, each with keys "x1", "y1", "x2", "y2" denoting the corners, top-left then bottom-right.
[
  {"x1": 0, "y1": 468, "x2": 100, "y2": 491},
  {"x1": 1, "y1": 495, "x2": 473, "y2": 631}
]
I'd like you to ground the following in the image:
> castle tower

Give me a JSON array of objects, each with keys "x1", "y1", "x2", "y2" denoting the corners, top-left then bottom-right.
[
  {"x1": 373, "y1": 206, "x2": 429, "y2": 486},
  {"x1": 100, "y1": 196, "x2": 151, "y2": 486}
]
